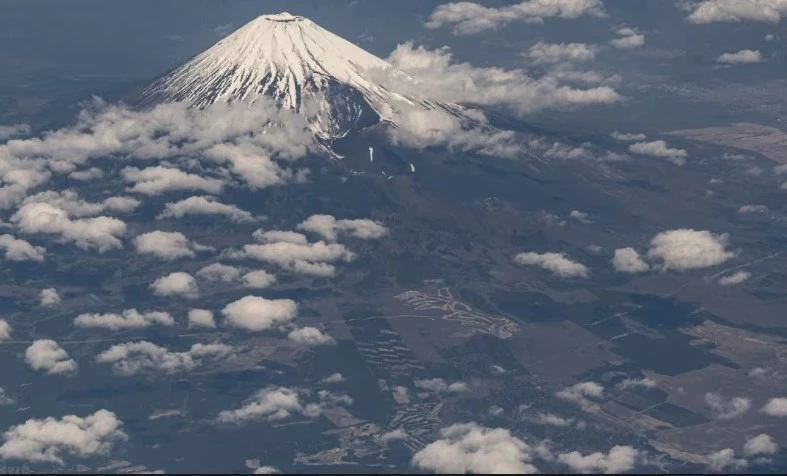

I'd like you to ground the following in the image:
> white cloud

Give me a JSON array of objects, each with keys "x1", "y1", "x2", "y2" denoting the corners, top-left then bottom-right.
[
  {"x1": 24, "y1": 339, "x2": 77, "y2": 376},
  {"x1": 68, "y1": 167, "x2": 104, "y2": 181},
  {"x1": 188, "y1": 309, "x2": 216, "y2": 328},
  {"x1": 569, "y1": 210, "x2": 590, "y2": 223},
  {"x1": 628, "y1": 140, "x2": 688, "y2": 165},
  {"x1": 718, "y1": 270, "x2": 750, "y2": 286},
  {"x1": 287, "y1": 327, "x2": 336, "y2": 346},
  {"x1": 533, "y1": 413, "x2": 573, "y2": 427},
  {"x1": 320, "y1": 373, "x2": 345, "y2": 384},
  {"x1": 556, "y1": 382, "x2": 604, "y2": 410},
  {"x1": 743, "y1": 434, "x2": 779, "y2": 456},
  {"x1": 150, "y1": 272, "x2": 199, "y2": 299},
  {"x1": 381, "y1": 428, "x2": 408, "y2": 444},
  {"x1": 40, "y1": 288, "x2": 61, "y2": 307},
  {"x1": 647, "y1": 229, "x2": 734, "y2": 271},
  {"x1": 74, "y1": 309, "x2": 175, "y2": 330},
  {"x1": 738, "y1": 204, "x2": 768, "y2": 213},
  {"x1": 717, "y1": 49, "x2": 763, "y2": 64},
  {"x1": 762, "y1": 397, "x2": 787, "y2": 416},
  {"x1": 686, "y1": 0, "x2": 787, "y2": 24},
  {"x1": 611, "y1": 131, "x2": 647, "y2": 141},
  {"x1": 196, "y1": 263, "x2": 242, "y2": 282},
  {"x1": 0, "y1": 124, "x2": 31, "y2": 141},
  {"x1": 297, "y1": 214, "x2": 388, "y2": 241},
  {"x1": 253, "y1": 467, "x2": 281, "y2": 474},
  {"x1": 557, "y1": 445, "x2": 639, "y2": 474},
  {"x1": 103, "y1": 196, "x2": 140, "y2": 213},
  {"x1": 222, "y1": 295, "x2": 298, "y2": 332},
  {"x1": 514, "y1": 251, "x2": 588, "y2": 278},
  {"x1": 384, "y1": 42, "x2": 620, "y2": 117},
  {"x1": 229, "y1": 240, "x2": 354, "y2": 277},
  {"x1": 0, "y1": 387, "x2": 14, "y2": 405},
  {"x1": 612, "y1": 247, "x2": 649, "y2": 273},
  {"x1": 527, "y1": 41, "x2": 597, "y2": 64},
  {"x1": 133, "y1": 230, "x2": 205, "y2": 261},
  {"x1": 706, "y1": 448, "x2": 748, "y2": 472},
  {"x1": 95, "y1": 341, "x2": 233, "y2": 376},
  {"x1": 11, "y1": 202, "x2": 126, "y2": 252},
  {"x1": 425, "y1": 0, "x2": 606, "y2": 35},
  {"x1": 253, "y1": 229, "x2": 308, "y2": 245},
  {"x1": 415, "y1": 378, "x2": 469, "y2": 394},
  {"x1": 157, "y1": 196, "x2": 254, "y2": 222},
  {"x1": 610, "y1": 26, "x2": 645, "y2": 50},
  {"x1": 617, "y1": 377, "x2": 657, "y2": 390},
  {"x1": 705, "y1": 392, "x2": 751, "y2": 419},
  {"x1": 241, "y1": 270, "x2": 277, "y2": 289},
  {"x1": 0, "y1": 319, "x2": 10, "y2": 342},
  {"x1": 217, "y1": 387, "x2": 351, "y2": 424},
  {"x1": 412, "y1": 422, "x2": 538, "y2": 474},
  {"x1": 122, "y1": 166, "x2": 224, "y2": 196},
  {"x1": 0, "y1": 234, "x2": 45, "y2": 262},
  {"x1": 0, "y1": 410, "x2": 126, "y2": 464},
  {"x1": 22, "y1": 189, "x2": 137, "y2": 217}
]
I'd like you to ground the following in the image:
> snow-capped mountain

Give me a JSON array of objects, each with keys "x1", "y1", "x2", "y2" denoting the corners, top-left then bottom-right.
[{"x1": 136, "y1": 12, "x2": 452, "y2": 141}]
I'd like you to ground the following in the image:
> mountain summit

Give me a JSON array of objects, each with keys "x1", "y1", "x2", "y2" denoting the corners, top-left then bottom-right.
[{"x1": 137, "y1": 12, "x2": 449, "y2": 140}]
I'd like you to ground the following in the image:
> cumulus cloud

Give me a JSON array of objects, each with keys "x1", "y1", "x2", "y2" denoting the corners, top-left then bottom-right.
[
  {"x1": 738, "y1": 204, "x2": 768, "y2": 213},
  {"x1": 0, "y1": 319, "x2": 10, "y2": 342},
  {"x1": 150, "y1": 272, "x2": 199, "y2": 299},
  {"x1": 133, "y1": 230, "x2": 205, "y2": 261},
  {"x1": 628, "y1": 140, "x2": 688, "y2": 165},
  {"x1": 532, "y1": 413, "x2": 573, "y2": 427},
  {"x1": 617, "y1": 377, "x2": 657, "y2": 390},
  {"x1": 217, "y1": 387, "x2": 351, "y2": 424},
  {"x1": 414, "y1": 378, "x2": 469, "y2": 394},
  {"x1": 24, "y1": 339, "x2": 77, "y2": 376},
  {"x1": 647, "y1": 229, "x2": 734, "y2": 271},
  {"x1": 762, "y1": 397, "x2": 787, "y2": 416},
  {"x1": 252, "y1": 229, "x2": 308, "y2": 245},
  {"x1": 612, "y1": 247, "x2": 649, "y2": 273},
  {"x1": 75, "y1": 309, "x2": 175, "y2": 330},
  {"x1": 717, "y1": 49, "x2": 763, "y2": 64},
  {"x1": 95, "y1": 341, "x2": 233, "y2": 376},
  {"x1": 425, "y1": 0, "x2": 606, "y2": 35},
  {"x1": 0, "y1": 124, "x2": 31, "y2": 141},
  {"x1": 320, "y1": 373, "x2": 345, "y2": 384},
  {"x1": 241, "y1": 270, "x2": 277, "y2": 289},
  {"x1": 22, "y1": 189, "x2": 138, "y2": 217},
  {"x1": 0, "y1": 234, "x2": 45, "y2": 262},
  {"x1": 39, "y1": 288, "x2": 61, "y2": 308},
  {"x1": 557, "y1": 445, "x2": 639, "y2": 474},
  {"x1": 705, "y1": 392, "x2": 751, "y2": 419},
  {"x1": 611, "y1": 131, "x2": 647, "y2": 141},
  {"x1": 743, "y1": 434, "x2": 779, "y2": 456},
  {"x1": 610, "y1": 26, "x2": 645, "y2": 49},
  {"x1": 157, "y1": 196, "x2": 254, "y2": 222},
  {"x1": 384, "y1": 42, "x2": 620, "y2": 117},
  {"x1": 718, "y1": 270, "x2": 750, "y2": 286},
  {"x1": 556, "y1": 382, "x2": 604, "y2": 411},
  {"x1": 228, "y1": 239, "x2": 354, "y2": 277},
  {"x1": 686, "y1": 0, "x2": 787, "y2": 24},
  {"x1": 0, "y1": 100, "x2": 314, "y2": 210},
  {"x1": 287, "y1": 327, "x2": 336, "y2": 346},
  {"x1": 386, "y1": 108, "x2": 523, "y2": 158},
  {"x1": 68, "y1": 167, "x2": 104, "y2": 181},
  {"x1": 527, "y1": 41, "x2": 597, "y2": 64},
  {"x1": 0, "y1": 410, "x2": 126, "y2": 464},
  {"x1": 188, "y1": 309, "x2": 216, "y2": 328},
  {"x1": 196, "y1": 262, "x2": 242, "y2": 282},
  {"x1": 706, "y1": 448, "x2": 748, "y2": 472},
  {"x1": 514, "y1": 251, "x2": 588, "y2": 277},
  {"x1": 222, "y1": 295, "x2": 298, "y2": 332},
  {"x1": 412, "y1": 422, "x2": 538, "y2": 474},
  {"x1": 122, "y1": 166, "x2": 224, "y2": 196},
  {"x1": 381, "y1": 428, "x2": 408, "y2": 444},
  {"x1": 11, "y1": 202, "x2": 126, "y2": 252},
  {"x1": 253, "y1": 467, "x2": 281, "y2": 474},
  {"x1": 296, "y1": 214, "x2": 387, "y2": 241},
  {"x1": 0, "y1": 387, "x2": 14, "y2": 405}
]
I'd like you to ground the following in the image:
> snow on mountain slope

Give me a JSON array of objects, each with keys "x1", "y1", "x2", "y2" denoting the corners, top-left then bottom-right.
[{"x1": 137, "y1": 12, "x2": 454, "y2": 140}]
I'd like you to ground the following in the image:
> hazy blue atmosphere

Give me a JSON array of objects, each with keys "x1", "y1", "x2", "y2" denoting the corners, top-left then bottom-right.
[{"x1": 1, "y1": 0, "x2": 787, "y2": 474}]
